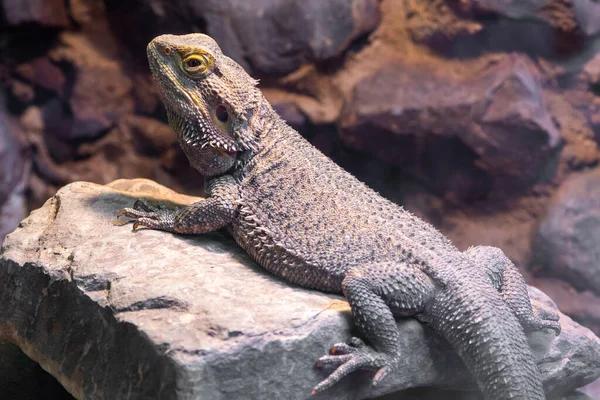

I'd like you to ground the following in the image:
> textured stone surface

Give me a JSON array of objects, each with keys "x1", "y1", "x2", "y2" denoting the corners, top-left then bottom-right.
[
  {"x1": 469, "y1": 0, "x2": 584, "y2": 34},
  {"x1": 339, "y1": 53, "x2": 561, "y2": 199},
  {"x1": 531, "y1": 169, "x2": 600, "y2": 295},
  {"x1": 573, "y1": 0, "x2": 600, "y2": 36},
  {"x1": 1, "y1": 0, "x2": 69, "y2": 27},
  {"x1": 0, "y1": 104, "x2": 28, "y2": 248},
  {"x1": 0, "y1": 342, "x2": 74, "y2": 400},
  {"x1": 194, "y1": 0, "x2": 381, "y2": 75},
  {"x1": 0, "y1": 0, "x2": 599, "y2": 381},
  {"x1": 471, "y1": 0, "x2": 547, "y2": 19},
  {"x1": 532, "y1": 277, "x2": 600, "y2": 343},
  {"x1": 1, "y1": 179, "x2": 599, "y2": 400},
  {"x1": 45, "y1": 32, "x2": 135, "y2": 140}
]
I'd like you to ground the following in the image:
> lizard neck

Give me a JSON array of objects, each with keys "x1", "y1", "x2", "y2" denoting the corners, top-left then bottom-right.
[
  {"x1": 251, "y1": 96, "x2": 286, "y2": 144},
  {"x1": 232, "y1": 96, "x2": 291, "y2": 176}
]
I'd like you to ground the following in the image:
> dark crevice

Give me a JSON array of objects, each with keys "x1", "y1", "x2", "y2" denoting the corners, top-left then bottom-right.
[
  {"x1": 315, "y1": 31, "x2": 374, "y2": 75},
  {"x1": 0, "y1": 342, "x2": 75, "y2": 400},
  {"x1": 590, "y1": 81, "x2": 600, "y2": 96},
  {"x1": 104, "y1": 0, "x2": 206, "y2": 68},
  {"x1": 0, "y1": 25, "x2": 61, "y2": 63},
  {"x1": 426, "y1": 17, "x2": 586, "y2": 61}
]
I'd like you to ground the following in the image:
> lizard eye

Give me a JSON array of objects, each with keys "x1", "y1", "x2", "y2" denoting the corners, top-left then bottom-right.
[
  {"x1": 187, "y1": 58, "x2": 200, "y2": 68},
  {"x1": 182, "y1": 54, "x2": 210, "y2": 76}
]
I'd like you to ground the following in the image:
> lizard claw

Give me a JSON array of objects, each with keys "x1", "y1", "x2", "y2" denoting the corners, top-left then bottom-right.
[
  {"x1": 372, "y1": 365, "x2": 393, "y2": 386},
  {"x1": 133, "y1": 199, "x2": 154, "y2": 212},
  {"x1": 313, "y1": 337, "x2": 396, "y2": 394},
  {"x1": 330, "y1": 337, "x2": 366, "y2": 355},
  {"x1": 117, "y1": 200, "x2": 177, "y2": 231},
  {"x1": 525, "y1": 312, "x2": 561, "y2": 336},
  {"x1": 133, "y1": 199, "x2": 168, "y2": 212},
  {"x1": 521, "y1": 305, "x2": 561, "y2": 336}
]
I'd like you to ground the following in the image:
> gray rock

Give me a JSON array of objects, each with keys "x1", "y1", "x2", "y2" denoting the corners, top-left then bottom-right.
[
  {"x1": 472, "y1": 0, "x2": 547, "y2": 20},
  {"x1": 0, "y1": 179, "x2": 599, "y2": 400},
  {"x1": 188, "y1": 0, "x2": 381, "y2": 75},
  {"x1": 531, "y1": 168, "x2": 600, "y2": 296},
  {"x1": 578, "y1": 375, "x2": 600, "y2": 399},
  {"x1": 574, "y1": 0, "x2": 600, "y2": 36},
  {"x1": 0, "y1": 102, "x2": 28, "y2": 248},
  {"x1": 472, "y1": 0, "x2": 600, "y2": 36}
]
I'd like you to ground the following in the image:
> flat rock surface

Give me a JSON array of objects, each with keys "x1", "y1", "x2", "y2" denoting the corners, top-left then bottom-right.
[{"x1": 1, "y1": 179, "x2": 600, "y2": 400}]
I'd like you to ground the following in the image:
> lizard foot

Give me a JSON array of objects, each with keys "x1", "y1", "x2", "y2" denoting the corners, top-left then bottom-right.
[
  {"x1": 313, "y1": 337, "x2": 396, "y2": 395},
  {"x1": 522, "y1": 306, "x2": 561, "y2": 336},
  {"x1": 117, "y1": 199, "x2": 177, "y2": 231}
]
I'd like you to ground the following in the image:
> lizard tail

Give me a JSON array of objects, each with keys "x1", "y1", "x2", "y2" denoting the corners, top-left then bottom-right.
[{"x1": 428, "y1": 283, "x2": 545, "y2": 400}]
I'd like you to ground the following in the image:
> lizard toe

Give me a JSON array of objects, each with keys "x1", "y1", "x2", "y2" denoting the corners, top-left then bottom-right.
[
  {"x1": 133, "y1": 199, "x2": 168, "y2": 212},
  {"x1": 316, "y1": 354, "x2": 352, "y2": 368},
  {"x1": 132, "y1": 216, "x2": 176, "y2": 231},
  {"x1": 133, "y1": 199, "x2": 153, "y2": 212},
  {"x1": 313, "y1": 344, "x2": 396, "y2": 395},
  {"x1": 329, "y1": 337, "x2": 366, "y2": 355},
  {"x1": 522, "y1": 307, "x2": 561, "y2": 336},
  {"x1": 118, "y1": 200, "x2": 179, "y2": 232},
  {"x1": 372, "y1": 365, "x2": 393, "y2": 387},
  {"x1": 117, "y1": 207, "x2": 159, "y2": 220}
]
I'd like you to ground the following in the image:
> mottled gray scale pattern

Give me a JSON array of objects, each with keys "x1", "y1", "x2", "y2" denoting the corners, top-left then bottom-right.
[
  {"x1": 239, "y1": 124, "x2": 456, "y2": 283},
  {"x1": 119, "y1": 33, "x2": 562, "y2": 400},
  {"x1": 428, "y1": 275, "x2": 543, "y2": 399}
]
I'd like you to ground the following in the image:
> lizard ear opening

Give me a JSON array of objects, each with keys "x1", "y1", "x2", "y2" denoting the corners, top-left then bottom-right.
[{"x1": 216, "y1": 105, "x2": 229, "y2": 123}]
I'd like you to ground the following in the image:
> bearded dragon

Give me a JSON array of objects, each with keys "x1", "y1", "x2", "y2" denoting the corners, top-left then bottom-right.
[{"x1": 118, "y1": 34, "x2": 560, "y2": 399}]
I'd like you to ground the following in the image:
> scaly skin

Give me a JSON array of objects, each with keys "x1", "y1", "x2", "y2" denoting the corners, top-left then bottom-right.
[{"x1": 118, "y1": 34, "x2": 561, "y2": 399}]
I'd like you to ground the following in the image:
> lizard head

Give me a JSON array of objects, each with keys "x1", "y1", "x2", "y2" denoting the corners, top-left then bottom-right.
[{"x1": 147, "y1": 34, "x2": 262, "y2": 176}]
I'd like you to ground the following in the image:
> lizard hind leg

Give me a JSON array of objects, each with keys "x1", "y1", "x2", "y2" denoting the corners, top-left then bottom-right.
[
  {"x1": 465, "y1": 245, "x2": 561, "y2": 335},
  {"x1": 313, "y1": 262, "x2": 435, "y2": 394}
]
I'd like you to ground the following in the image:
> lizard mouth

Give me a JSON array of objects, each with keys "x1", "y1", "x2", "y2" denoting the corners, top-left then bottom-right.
[{"x1": 217, "y1": 148, "x2": 238, "y2": 157}]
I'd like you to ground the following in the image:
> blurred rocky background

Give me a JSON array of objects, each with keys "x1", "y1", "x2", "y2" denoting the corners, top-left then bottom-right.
[{"x1": 0, "y1": 0, "x2": 599, "y2": 398}]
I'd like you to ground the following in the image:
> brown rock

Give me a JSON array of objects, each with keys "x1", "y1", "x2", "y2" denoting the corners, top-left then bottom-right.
[
  {"x1": 48, "y1": 33, "x2": 134, "y2": 140},
  {"x1": 340, "y1": 54, "x2": 561, "y2": 200},
  {"x1": 0, "y1": 179, "x2": 599, "y2": 399},
  {"x1": 1, "y1": 0, "x2": 69, "y2": 27},
  {"x1": 583, "y1": 53, "x2": 600, "y2": 84},
  {"x1": 9, "y1": 80, "x2": 35, "y2": 104},
  {"x1": 14, "y1": 57, "x2": 66, "y2": 96},
  {"x1": 119, "y1": 115, "x2": 176, "y2": 156},
  {"x1": 68, "y1": 0, "x2": 106, "y2": 26},
  {"x1": 405, "y1": 0, "x2": 484, "y2": 44}
]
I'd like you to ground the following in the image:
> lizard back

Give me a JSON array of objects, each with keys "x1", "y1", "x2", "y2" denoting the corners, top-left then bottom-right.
[{"x1": 231, "y1": 122, "x2": 458, "y2": 292}]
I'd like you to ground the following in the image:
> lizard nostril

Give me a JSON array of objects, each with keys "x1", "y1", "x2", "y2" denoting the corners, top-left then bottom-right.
[
  {"x1": 164, "y1": 46, "x2": 172, "y2": 56},
  {"x1": 216, "y1": 105, "x2": 229, "y2": 123}
]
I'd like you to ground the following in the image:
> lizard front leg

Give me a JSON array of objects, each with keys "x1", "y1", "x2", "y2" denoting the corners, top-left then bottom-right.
[
  {"x1": 117, "y1": 175, "x2": 239, "y2": 234},
  {"x1": 314, "y1": 262, "x2": 435, "y2": 394}
]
